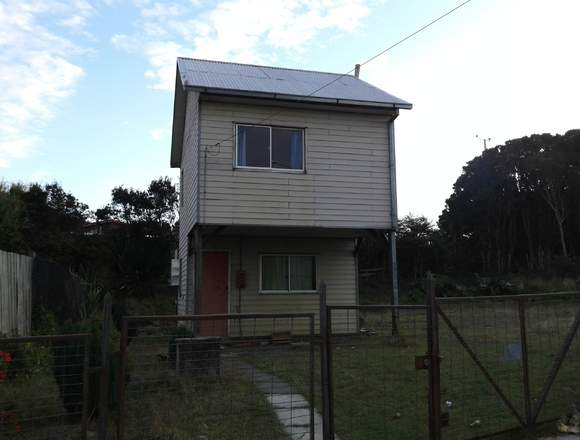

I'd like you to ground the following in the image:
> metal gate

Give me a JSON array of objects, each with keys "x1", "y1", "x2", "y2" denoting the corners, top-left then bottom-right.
[
  {"x1": 435, "y1": 292, "x2": 580, "y2": 439},
  {"x1": 321, "y1": 302, "x2": 432, "y2": 440},
  {"x1": 117, "y1": 313, "x2": 317, "y2": 440}
]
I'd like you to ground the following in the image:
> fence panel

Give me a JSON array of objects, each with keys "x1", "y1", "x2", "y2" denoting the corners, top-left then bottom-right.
[
  {"x1": 118, "y1": 313, "x2": 316, "y2": 440},
  {"x1": 0, "y1": 249, "x2": 33, "y2": 336},
  {"x1": 327, "y1": 305, "x2": 429, "y2": 440},
  {"x1": 0, "y1": 334, "x2": 90, "y2": 440}
]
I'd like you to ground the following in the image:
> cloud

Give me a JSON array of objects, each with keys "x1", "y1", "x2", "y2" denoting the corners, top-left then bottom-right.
[
  {"x1": 0, "y1": 1, "x2": 92, "y2": 167},
  {"x1": 114, "y1": 0, "x2": 371, "y2": 90},
  {"x1": 150, "y1": 127, "x2": 171, "y2": 141}
]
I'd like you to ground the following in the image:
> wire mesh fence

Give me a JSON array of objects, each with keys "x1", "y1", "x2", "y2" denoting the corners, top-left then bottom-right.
[
  {"x1": 117, "y1": 313, "x2": 316, "y2": 440},
  {"x1": 0, "y1": 334, "x2": 89, "y2": 440},
  {"x1": 2, "y1": 291, "x2": 579, "y2": 440},
  {"x1": 326, "y1": 305, "x2": 429, "y2": 440},
  {"x1": 436, "y1": 293, "x2": 580, "y2": 439}
]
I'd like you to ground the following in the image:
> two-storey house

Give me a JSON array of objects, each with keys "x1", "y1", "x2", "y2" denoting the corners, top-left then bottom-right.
[{"x1": 170, "y1": 58, "x2": 411, "y2": 335}]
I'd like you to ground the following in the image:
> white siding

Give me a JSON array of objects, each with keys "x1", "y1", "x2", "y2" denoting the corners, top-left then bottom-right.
[
  {"x1": 178, "y1": 91, "x2": 200, "y2": 315},
  {"x1": 198, "y1": 100, "x2": 393, "y2": 229}
]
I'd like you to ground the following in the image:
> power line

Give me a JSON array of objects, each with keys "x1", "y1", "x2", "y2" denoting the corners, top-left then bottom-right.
[{"x1": 204, "y1": 0, "x2": 474, "y2": 152}]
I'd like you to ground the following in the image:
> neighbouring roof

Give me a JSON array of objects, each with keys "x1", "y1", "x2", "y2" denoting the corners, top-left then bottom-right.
[
  {"x1": 176, "y1": 57, "x2": 412, "y2": 109},
  {"x1": 171, "y1": 58, "x2": 411, "y2": 167}
]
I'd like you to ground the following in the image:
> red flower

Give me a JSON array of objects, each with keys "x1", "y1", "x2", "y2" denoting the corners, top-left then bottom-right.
[
  {"x1": 0, "y1": 352, "x2": 11, "y2": 363},
  {"x1": 0, "y1": 370, "x2": 6, "y2": 381}
]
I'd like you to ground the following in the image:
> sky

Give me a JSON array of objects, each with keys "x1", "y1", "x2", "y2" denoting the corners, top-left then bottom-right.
[{"x1": 1, "y1": 0, "x2": 579, "y2": 222}]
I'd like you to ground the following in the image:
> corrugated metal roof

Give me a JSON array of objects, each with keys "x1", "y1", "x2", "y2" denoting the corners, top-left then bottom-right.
[{"x1": 177, "y1": 58, "x2": 411, "y2": 109}]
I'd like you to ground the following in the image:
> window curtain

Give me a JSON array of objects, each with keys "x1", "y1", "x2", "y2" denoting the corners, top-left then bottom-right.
[
  {"x1": 262, "y1": 256, "x2": 289, "y2": 291},
  {"x1": 238, "y1": 127, "x2": 247, "y2": 166},
  {"x1": 290, "y1": 131, "x2": 303, "y2": 169},
  {"x1": 290, "y1": 256, "x2": 316, "y2": 291}
]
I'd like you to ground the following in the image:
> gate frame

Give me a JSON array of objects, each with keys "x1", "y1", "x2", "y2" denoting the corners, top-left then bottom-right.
[
  {"x1": 435, "y1": 289, "x2": 580, "y2": 438},
  {"x1": 320, "y1": 287, "x2": 430, "y2": 440}
]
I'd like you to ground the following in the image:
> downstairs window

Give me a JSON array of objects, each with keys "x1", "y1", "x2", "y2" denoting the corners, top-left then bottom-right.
[{"x1": 260, "y1": 255, "x2": 317, "y2": 293}]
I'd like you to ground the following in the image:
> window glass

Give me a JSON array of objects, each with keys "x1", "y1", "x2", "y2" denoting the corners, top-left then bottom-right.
[
  {"x1": 290, "y1": 256, "x2": 316, "y2": 291},
  {"x1": 272, "y1": 128, "x2": 303, "y2": 170},
  {"x1": 261, "y1": 256, "x2": 289, "y2": 291},
  {"x1": 237, "y1": 125, "x2": 270, "y2": 167}
]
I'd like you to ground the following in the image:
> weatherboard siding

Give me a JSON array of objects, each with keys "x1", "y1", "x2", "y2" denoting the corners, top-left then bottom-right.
[
  {"x1": 178, "y1": 91, "x2": 200, "y2": 315},
  {"x1": 205, "y1": 237, "x2": 357, "y2": 334},
  {"x1": 197, "y1": 100, "x2": 393, "y2": 229}
]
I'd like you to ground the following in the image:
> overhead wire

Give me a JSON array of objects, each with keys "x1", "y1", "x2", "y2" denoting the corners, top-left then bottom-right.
[{"x1": 202, "y1": 0, "x2": 474, "y2": 154}]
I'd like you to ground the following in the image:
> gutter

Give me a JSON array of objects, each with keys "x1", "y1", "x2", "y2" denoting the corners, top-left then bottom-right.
[{"x1": 184, "y1": 85, "x2": 413, "y2": 110}]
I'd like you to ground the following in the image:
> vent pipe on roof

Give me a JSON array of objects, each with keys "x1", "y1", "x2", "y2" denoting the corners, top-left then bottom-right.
[{"x1": 354, "y1": 64, "x2": 361, "y2": 78}]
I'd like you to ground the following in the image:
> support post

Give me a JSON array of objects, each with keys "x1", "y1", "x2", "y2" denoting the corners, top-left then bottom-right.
[
  {"x1": 319, "y1": 282, "x2": 334, "y2": 440},
  {"x1": 194, "y1": 227, "x2": 203, "y2": 333},
  {"x1": 426, "y1": 272, "x2": 442, "y2": 440},
  {"x1": 98, "y1": 293, "x2": 112, "y2": 440},
  {"x1": 389, "y1": 231, "x2": 400, "y2": 336}
]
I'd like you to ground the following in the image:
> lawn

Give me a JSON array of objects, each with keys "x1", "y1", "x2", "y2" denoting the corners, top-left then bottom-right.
[{"x1": 245, "y1": 300, "x2": 580, "y2": 440}]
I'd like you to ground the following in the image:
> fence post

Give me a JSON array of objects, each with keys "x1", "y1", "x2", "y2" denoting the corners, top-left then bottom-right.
[
  {"x1": 426, "y1": 272, "x2": 442, "y2": 440},
  {"x1": 309, "y1": 314, "x2": 315, "y2": 440},
  {"x1": 117, "y1": 316, "x2": 129, "y2": 440},
  {"x1": 319, "y1": 282, "x2": 335, "y2": 440},
  {"x1": 518, "y1": 299, "x2": 532, "y2": 426},
  {"x1": 98, "y1": 293, "x2": 112, "y2": 440},
  {"x1": 81, "y1": 334, "x2": 91, "y2": 440}
]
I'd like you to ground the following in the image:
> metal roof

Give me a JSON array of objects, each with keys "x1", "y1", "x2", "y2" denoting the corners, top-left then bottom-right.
[{"x1": 176, "y1": 57, "x2": 412, "y2": 109}]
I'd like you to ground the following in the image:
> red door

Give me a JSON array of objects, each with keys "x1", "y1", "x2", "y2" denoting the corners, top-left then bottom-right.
[{"x1": 199, "y1": 252, "x2": 229, "y2": 336}]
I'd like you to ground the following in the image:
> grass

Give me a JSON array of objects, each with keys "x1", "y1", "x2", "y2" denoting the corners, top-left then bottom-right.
[{"x1": 122, "y1": 325, "x2": 289, "y2": 440}]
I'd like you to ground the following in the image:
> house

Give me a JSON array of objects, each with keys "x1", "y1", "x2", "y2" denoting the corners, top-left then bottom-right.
[{"x1": 170, "y1": 58, "x2": 411, "y2": 335}]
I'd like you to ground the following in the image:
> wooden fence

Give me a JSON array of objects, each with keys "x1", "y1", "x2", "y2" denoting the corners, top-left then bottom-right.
[{"x1": 0, "y1": 249, "x2": 33, "y2": 336}]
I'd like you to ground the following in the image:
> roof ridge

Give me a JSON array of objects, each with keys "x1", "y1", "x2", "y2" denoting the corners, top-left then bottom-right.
[{"x1": 177, "y1": 56, "x2": 356, "y2": 78}]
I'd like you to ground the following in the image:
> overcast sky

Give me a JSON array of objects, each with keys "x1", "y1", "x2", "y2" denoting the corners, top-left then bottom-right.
[{"x1": 1, "y1": 0, "x2": 579, "y2": 222}]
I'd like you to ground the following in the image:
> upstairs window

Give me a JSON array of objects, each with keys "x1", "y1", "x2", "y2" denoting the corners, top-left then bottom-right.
[
  {"x1": 260, "y1": 255, "x2": 317, "y2": 293},
  {"x1": 236, "y1": 124, "x2": 304, "y2": 171}
]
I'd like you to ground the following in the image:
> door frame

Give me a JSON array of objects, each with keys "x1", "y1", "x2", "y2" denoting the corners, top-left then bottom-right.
[{"x1": 201, "y1": 249, "x2": 231, "y2": 327}]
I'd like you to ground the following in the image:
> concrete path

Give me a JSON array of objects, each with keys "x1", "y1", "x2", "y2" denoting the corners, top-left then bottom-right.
[
  {"x1": 229, "y1": 356, "x2": 337, "y2": 440},
  {"x1": 251, "y1": 368, "x2": 325, "y2": 440}
]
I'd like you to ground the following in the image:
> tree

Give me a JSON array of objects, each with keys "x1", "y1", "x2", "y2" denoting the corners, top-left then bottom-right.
[
  {"x1": 93, "y1": 177, "x2": 179, "y2": 298},
  {"x1": 439, "y1": 130, "x2": 580, "y2": 274},
  {"x1": 0, "y1": 182, "x2": 88, "y2": 260}
]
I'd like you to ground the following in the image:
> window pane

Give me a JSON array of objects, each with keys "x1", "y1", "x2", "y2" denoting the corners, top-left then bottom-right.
[
  {"x1": 262, "y1": 256, "x2": 289, "y2": 291},
  {"x1": 237, "y1": 126, "x2": 270, "y2": 167},
  {"x1": 290, "y1": 256, "x2": 316, "y2": 291},
  {"x1": 272, "y1": 128, "x2": 303, "y2": 170}
]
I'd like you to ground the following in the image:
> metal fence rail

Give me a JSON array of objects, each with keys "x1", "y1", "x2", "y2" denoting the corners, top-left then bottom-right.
[
  {"x1": 117, "y1": 313, "x2": 316, "y2": 440},
  {"x1": 0, "y1": 334, "x2": 90, "y2": 440}
]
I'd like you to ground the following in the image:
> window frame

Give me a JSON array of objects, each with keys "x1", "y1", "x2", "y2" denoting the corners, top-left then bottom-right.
[
  {"x1": 259, "y1": 254, "x2": 318, "y2": 294},
  {"x1": 234, "y1": 123, "x2": 305, "y2": 172}
]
